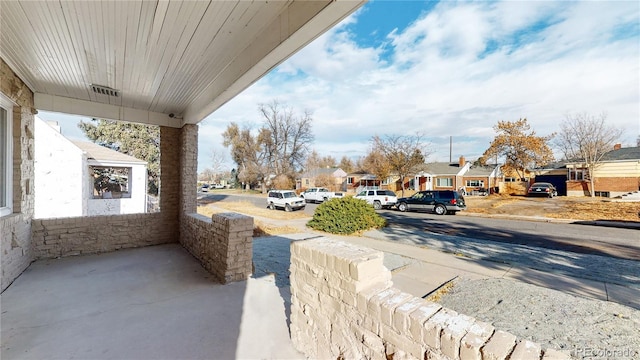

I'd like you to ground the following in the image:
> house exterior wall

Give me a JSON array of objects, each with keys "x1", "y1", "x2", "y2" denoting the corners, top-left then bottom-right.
[
  {"x1": 290, "y1": 238, "x2": 564, "y2": 359},
  {"x1": 593, "y1": 161, "x2": 640, "y2": 177},
  {"x1": 34, "y1": 118, "x2": 86, "y2": 218},
  {"x1": 0, "y1": 57, "x2": 35, "y2": 292},
  {"x1": 86, "y1": 162, "x2": 147, "y2": 216},
  {"x1": 567, "y1": 177, "x2": 640, "y2": 197},
  {"x1": 566, "y1": 161, "x2": 640, "y2": 197}
]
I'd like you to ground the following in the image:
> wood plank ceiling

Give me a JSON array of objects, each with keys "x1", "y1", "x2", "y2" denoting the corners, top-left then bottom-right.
[{"x1": 0, "y1": 0, "x2": 364, "y2": 127}]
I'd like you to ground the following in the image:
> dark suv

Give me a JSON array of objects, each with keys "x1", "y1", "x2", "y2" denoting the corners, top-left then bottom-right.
[{"x1": 395, "y1": 190, "x2": 466, "y2": 215}]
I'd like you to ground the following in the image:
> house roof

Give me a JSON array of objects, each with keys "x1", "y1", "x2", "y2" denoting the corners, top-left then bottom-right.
[
  {"x1": 301, "y1": 168, "x2": 345, "y2": 178},
  {"x1": 1, "y1": 1, "x2": 364, "y2": 127},
  {"x1": 465, "y1": 165, "x2": 496, "y2": 176},
  {"x1": 72, "y1": 141, "x2": 146, "y2": 165},
  {"x1": 424, "y1": 162, "x2": 464, "y2": 175},
  {"x1": 603, "y1": 146, "x2": 640, "y2": 161}
]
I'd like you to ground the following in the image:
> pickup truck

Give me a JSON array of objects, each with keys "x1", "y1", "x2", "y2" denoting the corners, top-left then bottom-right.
[
  {"x1": 355, "y1": 189, "x2": 398, "y2": 210},
  {"x1": 300, "y1": 187, "x2": 344, "y2": 203}
]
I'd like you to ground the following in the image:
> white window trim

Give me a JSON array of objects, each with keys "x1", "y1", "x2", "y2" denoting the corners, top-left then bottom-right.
[
  {"x1": 1, "y1": 93, "x2": 14, "y2": 217},
  {"x1": 436, "y1": 177, "x2": 453, "y2": 187}
]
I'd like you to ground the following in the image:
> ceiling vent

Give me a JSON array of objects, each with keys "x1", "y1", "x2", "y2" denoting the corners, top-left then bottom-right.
[{"x1": 90, "y1": 84, "x2": 120, "y2": 97}]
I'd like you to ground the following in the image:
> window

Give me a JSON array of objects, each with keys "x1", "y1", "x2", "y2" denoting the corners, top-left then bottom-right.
[
  {"x1": 305, "y1": 179, "x2": 309, "y2": 185},
  {"x1": 569, "y1": 168, "x2": 585, "y2": 181},
  {"x1": 466, "y1": 180, "x2": 484, "y2": 187},
  {"x1": 90, "y1": 166, "x2": 132, "y2": 199},
  {"x1": 347, "y1": 177, "x2": 354, "y2": 184},
  {"x1": 0, "y1": 94, "x2": 13, "y2": 217},
  {"x1": 436, "y1": 178, "x2": 453, "y2": 187},
  {"x1": 504, "y1": 177, "x2": 516, "y2": 182}
]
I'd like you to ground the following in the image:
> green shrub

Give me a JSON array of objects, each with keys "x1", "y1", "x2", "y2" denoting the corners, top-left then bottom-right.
[{"x1": 307, "y1": 197, "x2": 387, "y2": 235}]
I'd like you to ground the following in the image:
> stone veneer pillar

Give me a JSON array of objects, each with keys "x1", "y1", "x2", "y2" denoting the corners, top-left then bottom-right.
[{"x1": 0, "y1": 57, "x2": 35, "y2": 292}]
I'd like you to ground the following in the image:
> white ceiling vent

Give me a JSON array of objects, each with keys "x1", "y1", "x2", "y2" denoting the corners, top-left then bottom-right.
[{"x1": 90, "y1": 84, "x2": 120, "y2": 97}]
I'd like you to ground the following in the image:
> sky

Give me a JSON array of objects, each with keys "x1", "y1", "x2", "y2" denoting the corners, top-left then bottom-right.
[{"x1": 43, "y1": 0, "x2": 640, "y2": 173}]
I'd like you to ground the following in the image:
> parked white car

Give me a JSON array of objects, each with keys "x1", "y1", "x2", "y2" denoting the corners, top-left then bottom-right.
[
  {"x1": 267, "y1": 190, "x2": 306, "y2": 212},
  {"x1": 355, "y1": 189, "x2": 398, "y2": 210},
  {"x1": 300, "y1": 187, "x2": 344, "y2": 203}
]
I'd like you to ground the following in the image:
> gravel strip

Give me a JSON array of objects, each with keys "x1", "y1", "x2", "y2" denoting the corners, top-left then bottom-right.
[{"x1": 438, "y1": 277, "x2": 640, "y2": 359}]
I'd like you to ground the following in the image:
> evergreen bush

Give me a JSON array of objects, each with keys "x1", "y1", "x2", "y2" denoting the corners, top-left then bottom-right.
[{"x1": 307, "y1": 197, "x2": 387, "y2": 235}]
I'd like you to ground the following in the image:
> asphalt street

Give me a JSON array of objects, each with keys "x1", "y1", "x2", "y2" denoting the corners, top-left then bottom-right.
[{"x1": 198, "y1": 192, "x2": 640, "y2": 261}]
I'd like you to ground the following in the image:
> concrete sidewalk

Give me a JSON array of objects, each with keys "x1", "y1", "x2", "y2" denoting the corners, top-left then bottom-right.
[
  {"x1": 250, "y1": 211, "x2": 639, "y2": 310},
  {"x1": 336, "y1": 232, "x2": 639, "y2": 310}
]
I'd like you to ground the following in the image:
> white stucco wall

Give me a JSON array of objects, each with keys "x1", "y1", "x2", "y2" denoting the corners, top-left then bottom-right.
[
  {"x1": 34, "y1": 117, "x2": 86, "y2": 218},
  {"x1": 87, "y1": 162, "x2": 147, "y2": 216}
]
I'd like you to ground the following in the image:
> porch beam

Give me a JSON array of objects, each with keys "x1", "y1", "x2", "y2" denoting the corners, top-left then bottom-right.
[{"x1": 34, "y1": 93, "x2": 180, "y2": 127}]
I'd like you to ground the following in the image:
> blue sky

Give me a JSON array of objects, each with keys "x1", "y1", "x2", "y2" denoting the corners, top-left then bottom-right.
[{"x1": 44, "y1": 0, "x2": 640, "y2": 173}]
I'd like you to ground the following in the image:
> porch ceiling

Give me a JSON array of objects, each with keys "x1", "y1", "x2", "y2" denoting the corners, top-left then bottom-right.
[{"x1": 0, "y1": 0, "x2": 364, "y2": 127}]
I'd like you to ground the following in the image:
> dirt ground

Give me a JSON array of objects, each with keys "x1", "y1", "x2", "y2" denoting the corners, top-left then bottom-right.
[{"x1": 464, "y1": 194, "x2": 640, "y2": 222}]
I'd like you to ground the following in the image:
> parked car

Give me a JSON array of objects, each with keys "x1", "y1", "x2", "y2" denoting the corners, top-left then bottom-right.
[
  {"x1": 395, "y1": 190, "x2": 466, "y2": 215},
  {"x1": 267, "y1": 190, "x2": 306, "y2": 212},
  {"x1": 300, "y1": 187, "x2": 344, "y2": 203},
  {"x1": 201, "y1": 184, "x2": 209, "y2": 192},
  {"x1": 527, "y1": 182, "x2": 558, "y2": 198},
  {"x1": 355, "y1": 189, "x2": 397, "y2": 210}
]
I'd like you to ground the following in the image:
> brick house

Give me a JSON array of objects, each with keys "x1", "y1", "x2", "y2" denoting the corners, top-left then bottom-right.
[
  {"x1": 565, "y1": 145, "x2": 640, "y2": 197},
  {"x1": 413, "y1": 157, "x2": 501, "y2": 194},
  {"x1": 0, "y1": 0, "x2": 363, "y2": 291},
  {"x1": 344, "y1": 171, "x2": 382, "y2": 193}
]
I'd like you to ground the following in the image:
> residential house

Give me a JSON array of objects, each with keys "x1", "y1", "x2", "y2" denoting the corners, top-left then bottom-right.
[
  {"x1": 297, "y1": 167, "x2": 347, "y2": 191},
  {"x1": 565, "y1": 145, "x2": 640, "y2": 197},
  {"x1": 345, "y1": 171, "x2": 381, "y2": 193},
  {"x1": 414, "y1": 156, "x2": 471, "y2": 191},
  {"x1": 35, "y1": 117, "x2": 148, "y2": 218},
  {"x1": 464, "y1": 164, "x2": 502, "y2": 195},
  {"x1": 414, "y1": 157, "x2": 501, "y2": 194}
]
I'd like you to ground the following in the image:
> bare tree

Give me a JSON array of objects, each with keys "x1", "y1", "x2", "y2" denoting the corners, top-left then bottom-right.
[
  {"x1": 259, "y1": 101, "x2": 314, "y2": 178},
  {"x1": 338, "y1": 156, "x2": 354, "y2": 173},
  {"x1": 636, "y1": 134, "x2": 640, "y2": 147},
  {"x1": 482, "y1": 118, "x2": 554, "y2": 180},
  {"x1": 556, "y1": 112, "x2": 623, "y2": 197},
  {"x1": 210, "y1": 148, "x2": 226, "y2": 175},
  {"x1": 314, "y1": 173, "x2": 335, "y2": 189},
  {"x1": 222, "y1": 101, "x2": 314, "y2": 192},
  {"x1": 199, "y1": 168, "x2": 215, "y2": 182},
  {"x1": 305, "y1": 150, "x2": 322, "y2": 171},
  {"x1": 370, "y1": 134, "x2": 431, "y2": 196}
]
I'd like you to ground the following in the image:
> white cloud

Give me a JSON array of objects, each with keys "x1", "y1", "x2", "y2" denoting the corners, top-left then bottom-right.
[{"x1": 199, "y1": 1, "x2": 639, "y2": 171}]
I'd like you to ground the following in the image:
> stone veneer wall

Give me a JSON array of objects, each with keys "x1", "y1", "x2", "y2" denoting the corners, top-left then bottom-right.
[
  {"x1": 180, "y1": 213, "x2": 253, "y2": 284},
  {"x1": 31, "y1": 213, "x2": 177, "y2": 259},
  {"x1": 1, "y1": 58, "x2": 36, "y2": 292},
  {"x1": 290, "y1": 238, "x2": 572, "y2": 360}
]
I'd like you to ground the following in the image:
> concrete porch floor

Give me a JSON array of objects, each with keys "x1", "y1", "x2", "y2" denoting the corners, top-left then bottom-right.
[{"x1": 1, "y1": 244, "x2": 301, "y2": 360}]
